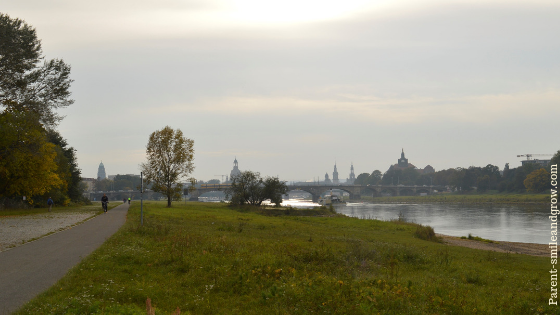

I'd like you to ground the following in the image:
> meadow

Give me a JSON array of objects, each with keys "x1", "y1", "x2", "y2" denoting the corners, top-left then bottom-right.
[{"x1": 16, "y1": 201, "x2": 555, "y2": 314}]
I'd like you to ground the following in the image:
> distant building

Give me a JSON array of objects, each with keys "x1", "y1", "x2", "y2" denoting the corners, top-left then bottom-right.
[
  {"x1": 324, "y1": 173, "x2": 331, "y2": 184},
  {"x1": 81, "y1": 178, "x2": 95, "y2": 192},
  {"x1": 97, "y1": 161, "x2": 106, "y2": 180},
  {"x1": 230, "y1": 157, "x2": 241, "y2": 180},
  {"x1": 387, "y1": 149, "x2": 435, "y2": 175},
  {"x1": 521, "y1": 159, "x2": 550, "y2": 167},
  {"x1": 347, "y1": 163, "x2": 356, "y2": 184},
  {"x1": 333, "y1": 163, "x2": 339, "y2": 184}
]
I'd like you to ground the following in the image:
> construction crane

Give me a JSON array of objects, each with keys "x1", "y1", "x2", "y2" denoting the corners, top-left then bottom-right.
[
  {"x1": 214, "y1": 175, "x2": 227, "y2": 183},
  {"x1": 517, "y1": 154, "x2": 553, "y2": 160}
]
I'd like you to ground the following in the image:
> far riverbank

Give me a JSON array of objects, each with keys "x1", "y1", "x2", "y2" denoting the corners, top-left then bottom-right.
[{"x1": 360, "y1": 192, "x2": 549, "y2": 204}]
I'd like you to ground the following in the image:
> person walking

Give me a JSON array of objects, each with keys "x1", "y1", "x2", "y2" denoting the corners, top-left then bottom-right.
[
  {"x1": 47, "y1": 197, "x2": 54, "y2": 212},
  {"x1": 128, "y1": 197, "x2": 131, "y2": 204}
]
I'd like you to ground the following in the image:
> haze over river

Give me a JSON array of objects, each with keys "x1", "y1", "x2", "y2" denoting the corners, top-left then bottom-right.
[{"x1": 281, "y1": 199, "x2": 549, "y2": 245}]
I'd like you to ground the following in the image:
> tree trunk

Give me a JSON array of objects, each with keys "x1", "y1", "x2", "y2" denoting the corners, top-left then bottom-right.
[{"x1": 167, "y1": 194, "x2": 172, "y2": 207}]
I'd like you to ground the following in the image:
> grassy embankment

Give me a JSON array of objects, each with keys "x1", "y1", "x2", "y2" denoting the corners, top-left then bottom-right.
[
  {"x1": 364, "y1": 192, "x2": 549, "y2": 204},
  {"x1": 17, "y1": 201, "x2": 554, "y2": 314}
]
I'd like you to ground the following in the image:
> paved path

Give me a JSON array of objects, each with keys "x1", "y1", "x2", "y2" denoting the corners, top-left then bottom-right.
[{"x1": 0, "y1": 203, "x2": 129, "y2": 315}]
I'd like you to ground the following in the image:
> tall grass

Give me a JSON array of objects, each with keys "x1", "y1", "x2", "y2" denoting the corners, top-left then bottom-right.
[{"x1": 16, "y1": 201, "x2": 554, "y2": 314}]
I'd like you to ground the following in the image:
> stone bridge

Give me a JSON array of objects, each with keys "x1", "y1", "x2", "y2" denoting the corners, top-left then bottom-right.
[{"x1": 286, "y1": 184, "x2": 444, "y2": 202}]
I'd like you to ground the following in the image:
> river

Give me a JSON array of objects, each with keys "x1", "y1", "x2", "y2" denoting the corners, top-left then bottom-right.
[{"x1": 280, "y1": 199, "x2": 549, "y2": 245}]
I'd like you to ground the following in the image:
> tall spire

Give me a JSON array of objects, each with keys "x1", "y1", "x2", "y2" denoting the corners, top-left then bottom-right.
[{"x1": 333, "y1": 161, "x2": 339, "y2": 184}]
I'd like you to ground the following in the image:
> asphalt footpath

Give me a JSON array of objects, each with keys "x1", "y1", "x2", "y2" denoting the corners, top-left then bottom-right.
[{"x1": 0, "y1": 202, "x2": 129, "y2": 314}]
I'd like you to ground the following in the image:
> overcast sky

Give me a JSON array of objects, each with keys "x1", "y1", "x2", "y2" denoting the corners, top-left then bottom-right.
[{"x1": 2, "y1": 0, "x2": 559, "y2": 182}]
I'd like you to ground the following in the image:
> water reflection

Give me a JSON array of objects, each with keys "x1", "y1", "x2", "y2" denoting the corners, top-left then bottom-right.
[{"x1": 281, "y1": 199, "x2": 549, "y2": 244}]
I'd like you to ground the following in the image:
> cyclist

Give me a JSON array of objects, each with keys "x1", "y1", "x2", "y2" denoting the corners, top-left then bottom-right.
[{"x1": 101, "y1": 194, "x2": 109, "y2": 213}]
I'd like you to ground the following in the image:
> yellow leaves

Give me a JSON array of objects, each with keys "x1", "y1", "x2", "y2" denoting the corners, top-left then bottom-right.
[{"x1": 0, "y1": 112, "x2": 63, "y2": 199}]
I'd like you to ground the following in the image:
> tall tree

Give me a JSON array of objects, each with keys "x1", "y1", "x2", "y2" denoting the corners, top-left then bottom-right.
[
  {"x1": 0, "y1": 13, "x2": 74, "y2": 127},
  {"x1": 46, "y1": 129, "x2": 83, "y2": 202},
  {"x1": 140, "y1": 126, "x2": 194, "y2": 207},
  {"x1": 524, "y1": 168, "x2": 550, "y2": 193},
  {"x1": 0, "y1": 109, "x2": 63, "y2": 201}
]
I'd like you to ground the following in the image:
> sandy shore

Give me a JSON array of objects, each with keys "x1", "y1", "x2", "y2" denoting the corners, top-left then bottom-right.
[{"x1": 437, "y1": 234, "x2": 550, "y2": 257}]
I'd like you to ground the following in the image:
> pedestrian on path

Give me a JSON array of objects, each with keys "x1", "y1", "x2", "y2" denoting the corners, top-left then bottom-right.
[{"x1": 47, "y1": 197, "x2": 54, "y2": 212}]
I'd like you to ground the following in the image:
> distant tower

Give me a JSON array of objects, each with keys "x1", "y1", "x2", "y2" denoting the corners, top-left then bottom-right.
[
  {"x1": 324, "y1": 173, "x2": 331, "y2": 184},
  {"x1": 230, "y1": 157, "x2": 241, "y2": 180},
  {"x1": 97, "y1": 161, "x2": 106, "y2": 180},
  {"x1": 398, "y1": 148, "x2": 409, "y2": 168},
  {"x1": 348, "y1": 163, "x2": 356, "y2": 184},
  {"x1": 333, "y1": 162, "x2": 339, "y2": 184}
]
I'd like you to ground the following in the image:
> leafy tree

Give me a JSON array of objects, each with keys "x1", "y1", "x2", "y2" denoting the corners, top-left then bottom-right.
[
  {"x1": 263, "y1": 176, "x2": 289, "y2": 206},
  {"x1": 368, "y1": 170, "x2": 383, "y2": 185},
  {"x1": 225, "y1": 171, "x2": 288, "y2": 206},
  {"x1": 140, "y1": 126, "x2": 194, "y2": 207},
  {"x1": 207, "y1": 179, "x2": 220, "y2": 185},
  {"x1": 0, "y1": 109, "x2": 63, "y2": 202},
  {"x1": 0, "y1": 13, "x2": 74, "y2": 127},
  {"x1": 550, "y1": 150, "x2": 560, "y2": 168},
  {"x1": 524, "y1": 168, "x2": 550, "y2": 193},
  {"x1": 354, "y1": 173, "x2": 370, "y2": 185},
  {"x1": 46, "y1": 129, "x2": 83, "y2": 202},
  {"x1": 476, "y1": 175, "x2": 490, "y2": 193}
]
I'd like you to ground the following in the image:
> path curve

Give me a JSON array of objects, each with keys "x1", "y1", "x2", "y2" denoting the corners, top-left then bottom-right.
[{"x1": 0, "y1": 203, "x2": 129, "y2": 315}]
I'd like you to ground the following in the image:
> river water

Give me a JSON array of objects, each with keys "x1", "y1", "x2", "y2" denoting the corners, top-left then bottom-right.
[{"x1": 280, "y1": 199, "x2": 550, "y2": 245}]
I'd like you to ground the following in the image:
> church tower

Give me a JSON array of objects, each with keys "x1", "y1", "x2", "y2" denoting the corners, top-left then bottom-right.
[
  {"x1": 398, "y1": 149, "x2": 409, "y2": 168},
  {"x1": 97, "y1": 161, "x2": 106, "y2": 180},
  {"x1": 333, "y1": 162, "x2": 339, "y2": 184},
  {"x1": 348, "y1": 163, "x2": 356, "y2": 184},
  {"x1": 324, "y1": 173, "x2": 331, "y2": 184}
]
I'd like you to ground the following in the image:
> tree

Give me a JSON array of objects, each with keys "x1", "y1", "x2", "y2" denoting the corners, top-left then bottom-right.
[
  {"x1": 368, "y1": 170, "x2": 383, "y2": 185},
  {"x1": 551, "y1": 150, "x2": 560, "y2": 168},
  {"x1": 0, "y1": 109, "x2": 63, "y2": 201},
  {"x1": 524, "y1": 168, "x2": 550, "y2": 193},
  {"x1": 45, "y1": 129, "x2": 83, "y2": 202},
  {"x1": 263, "y1": 176, "x2": 289, "y2": 206},
  {"x1": 0, "y1": 13, "x2": 74, "y2": 127},
  {"x1": 354, "y1": 173, "x2": 370, "y2": 185},
  {"x1": 225, "y1": 171, "x2": 288, "y2": 206},
  {"x1": 141, "y1": 126, "x2": 194, "y2": 207}
]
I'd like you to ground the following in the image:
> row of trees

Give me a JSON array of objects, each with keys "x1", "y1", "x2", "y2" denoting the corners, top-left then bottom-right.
[
  {"x1": 0, "y1": 13, "x2": 82, "y2": 207},
  {"x1": 94, "y1": 174, "x2": 144, "y2": 192},
  {"x1": 353, "y1": 151, "x2": 560, "y2": 193}
]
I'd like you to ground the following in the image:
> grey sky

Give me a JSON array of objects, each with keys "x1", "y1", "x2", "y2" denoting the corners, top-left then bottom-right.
[{"x1": 2, "y1": 0, "x2": 558, "y2": 182}]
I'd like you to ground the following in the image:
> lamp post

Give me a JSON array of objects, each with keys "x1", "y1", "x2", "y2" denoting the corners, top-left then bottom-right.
[{"x1": 140, "y1": 172, "x2": 143, "y2": 226}]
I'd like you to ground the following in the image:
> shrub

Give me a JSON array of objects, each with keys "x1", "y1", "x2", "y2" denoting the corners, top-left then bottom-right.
[{"x1": 414, "y1": 224, "x2": 442, "y2": 242}]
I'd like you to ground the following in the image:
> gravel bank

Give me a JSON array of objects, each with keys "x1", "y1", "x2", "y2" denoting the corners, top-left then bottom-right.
[
  {"x1": 0, "y1": 211, "x2": 98, "y2": 252},
  {"x1": 437, "y1": 234, "x2": 549, "y2": 257}
]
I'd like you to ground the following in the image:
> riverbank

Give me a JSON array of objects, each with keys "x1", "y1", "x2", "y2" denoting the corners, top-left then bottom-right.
[
  {"x1": 363, "y1": 192, "x2": 549, "y2": 204},
  {"x1": 438, "y1": 234, "x2": 549, "y2": 257},
  {"x1": 16, "y1": 201, "x2": 554, "y2": 315}
]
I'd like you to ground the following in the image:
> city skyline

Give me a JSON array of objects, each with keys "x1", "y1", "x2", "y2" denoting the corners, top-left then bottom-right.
[{"x1": 1, "y1": 0, "x2": 558, "y2": 182}]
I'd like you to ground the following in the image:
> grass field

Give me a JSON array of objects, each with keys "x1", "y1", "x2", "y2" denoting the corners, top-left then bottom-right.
[{"x1": 16, "y1": 201, "x2": 555, "y2": 314}]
